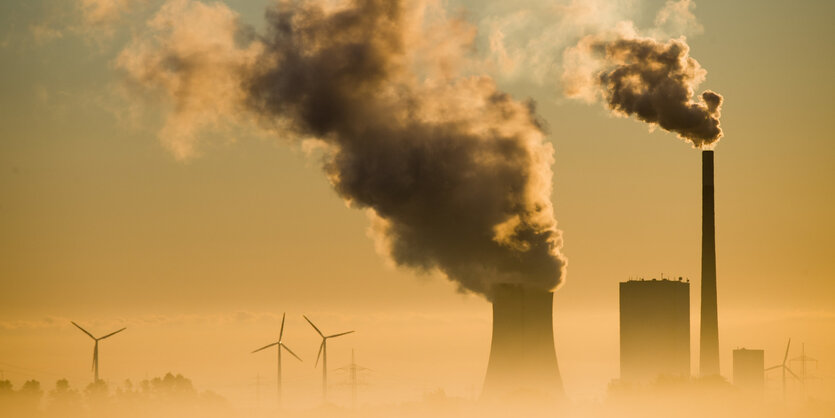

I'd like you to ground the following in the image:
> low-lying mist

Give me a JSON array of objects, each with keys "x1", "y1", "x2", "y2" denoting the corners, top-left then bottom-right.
[{"x1": 2, "y1": 373, "x2": 833, "y2": 418}]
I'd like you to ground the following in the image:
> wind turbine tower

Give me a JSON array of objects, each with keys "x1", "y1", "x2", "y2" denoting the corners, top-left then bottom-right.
[
  {"x1": 252, "y1": 313, "x2": 302, "y2": 408},
  {"x1": 71, "y1": 321, "x2": 126, "y2": 383},
  {"x1": 303, "y1": 315, "x2": 354, "y2": 403}
]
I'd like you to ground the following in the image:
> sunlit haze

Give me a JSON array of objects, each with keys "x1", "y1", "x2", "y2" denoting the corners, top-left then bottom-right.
[{"x1": 1, "y1": 0, "x2": 833, "y2": 417}]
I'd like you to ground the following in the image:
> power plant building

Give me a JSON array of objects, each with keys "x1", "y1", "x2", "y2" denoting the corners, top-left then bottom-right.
[
  {"x1": 733, "y1": 348, "x2": 764, "y2": 392},
  {"x1": 619, "y1": 279, "x2": 690, "y2": 383}
]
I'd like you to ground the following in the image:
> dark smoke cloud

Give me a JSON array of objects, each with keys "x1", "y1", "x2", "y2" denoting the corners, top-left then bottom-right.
[
  {"x1": 117, "y1": 0, "x2": 566, "y2": 298},
  {"x1": 564, "y1": 34, "x2": 723, "y2": 148}
]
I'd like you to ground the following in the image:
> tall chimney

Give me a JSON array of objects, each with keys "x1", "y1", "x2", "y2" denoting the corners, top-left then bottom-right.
[
  {"x1": 700, "y1": 150, "x2": 720, "y2": 376},
  {"x1": 481, "y1": 284, "x2": 564, "y2": 402}
]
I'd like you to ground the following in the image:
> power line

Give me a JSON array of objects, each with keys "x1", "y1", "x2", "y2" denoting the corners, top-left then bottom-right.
[
  {"x1": 0, "y1": 361, "x2": 85, "y2": 381},
  {"x1": 334, "y1": 349, "x2": 371, "y2": 409}
]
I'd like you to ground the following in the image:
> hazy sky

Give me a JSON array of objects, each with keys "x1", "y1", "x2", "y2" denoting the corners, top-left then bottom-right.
[{"x1": 1, "y1": 0, "x2": 833, "y2": 407}]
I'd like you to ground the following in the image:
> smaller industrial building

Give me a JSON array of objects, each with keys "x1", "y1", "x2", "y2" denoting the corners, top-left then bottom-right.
[{"x1": 733, "y1": 348, "x2": 765, "y2": 392}]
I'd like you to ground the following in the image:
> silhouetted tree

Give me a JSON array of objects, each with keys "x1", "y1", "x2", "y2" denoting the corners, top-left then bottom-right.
[
  {"x1": 47, "y1": 379, "x2": 83, "y2": 417},
  {"x1": 84, "y1": 380, "x2": 112, "y2": 418},
  {"x1": 147, "y1": 373, "x2": 196, "y2": 402},
  {"x1": 10, "y1": 379, "x2": 43, "y2": 417},
  {"x1": 0, "y1": 379, "x2": 14, "y2": 413},
  {"x1": 0, "y1": 379, "x2": 13, "y2": 396}
]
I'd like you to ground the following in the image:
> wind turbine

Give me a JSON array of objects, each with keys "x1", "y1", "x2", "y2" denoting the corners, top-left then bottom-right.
[
  {"x1": 303, "y1": 315, "x2": 354, "y2": 402},
  {"x1": 765, "y1": 338, "x2": 799, "y2": 401},
  {"x1": 71, "y1": 321, "x2": 126, "y2": 383},
  {"x1": 252, "y1": 313, "x2": 302, "y2": 408}
]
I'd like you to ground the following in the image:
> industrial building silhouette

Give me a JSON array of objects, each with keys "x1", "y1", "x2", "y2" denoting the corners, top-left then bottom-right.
[
  {"x1": 733, "y1": 348, "x2": 764, "y2": 393},
  {"x1": 619, "y1": 278, "x2": 690, "y2": 383}
]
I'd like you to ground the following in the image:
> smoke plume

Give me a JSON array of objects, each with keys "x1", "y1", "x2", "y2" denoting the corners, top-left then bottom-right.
[
  {"x1": 563, "y1": 28, "x2": 723, "y2": 148},
  {"x1": 116, "y1": 0, "x2": 566, "y2": 298}
]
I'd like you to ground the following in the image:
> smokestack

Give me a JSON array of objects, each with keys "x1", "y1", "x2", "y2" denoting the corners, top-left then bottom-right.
[
  {"x1": 482, "y1": 284, "x2": 564, "y2": 402},
  {"x1": 700, "y1": 150, "x2": 719, "y2": 376}
]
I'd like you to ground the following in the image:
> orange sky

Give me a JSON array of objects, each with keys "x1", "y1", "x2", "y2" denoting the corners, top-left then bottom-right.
[{"x1": 1, "y1": 0, "x2": 833, "y2": 408}]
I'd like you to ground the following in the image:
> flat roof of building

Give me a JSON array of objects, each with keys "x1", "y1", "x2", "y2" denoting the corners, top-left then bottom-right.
[{"x1": 621, "y1": 278, "x2": 689, "y2": 285}]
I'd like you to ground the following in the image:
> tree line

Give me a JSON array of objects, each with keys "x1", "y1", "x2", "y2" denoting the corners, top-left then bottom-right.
[{"x1": 0, "y1": 373, "x2": 235, "y2": 418}]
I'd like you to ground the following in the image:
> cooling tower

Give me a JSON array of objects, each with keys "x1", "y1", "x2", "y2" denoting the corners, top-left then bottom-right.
[
  {"x1": 700, "y1": 150, "x2": 720, "y2": 376},
  {"x1": 481, "y1": 284, "x2": 564, "y2": 402}
]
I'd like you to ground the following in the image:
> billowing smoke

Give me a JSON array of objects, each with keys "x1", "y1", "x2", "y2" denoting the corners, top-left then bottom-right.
[
  {"x1": 563, "y1": 29, "x2": 723, "y2": 148},
  {"x1": 116, "y1": 0, "x2": 566, "y2": 298}
]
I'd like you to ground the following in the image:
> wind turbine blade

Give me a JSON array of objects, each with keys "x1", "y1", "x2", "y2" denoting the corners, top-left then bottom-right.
[
  {"x1": 303, "y1": 315, "x2": 324, "y2": 338},
  {"x1": 786, "y1": 367, "x2": 801, "y2": 381},
  {"x1": 281, "y1": 343, "x2": 302, "y2": 362},
  {"x1": 92, "y1": 344, "x2": 98, "y2": 371},
  {"x1": 327, "y1": 331, "x2": 355, "y2": 339},
  {"x1": 251, "y1": 342, "x2": 279, "y2": 354},
  {"x1": 315, "y1": 341, "x2": 324, "y2": 368},
  {"x1": 783, "y1": 338, "x2": 792, "y2": 365},
  {"x1": 764, "y1": 365, "x2": 782, "y2": 371},
  {"x1": 72, "y1": 321, "x2": 96, "y2": 340},
  {"x1": 279, "y1": 313, "x2": 286, "y2": 342},
  {"x1": 99, "y1": 327, "x2": 127, "y2": 340}
]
